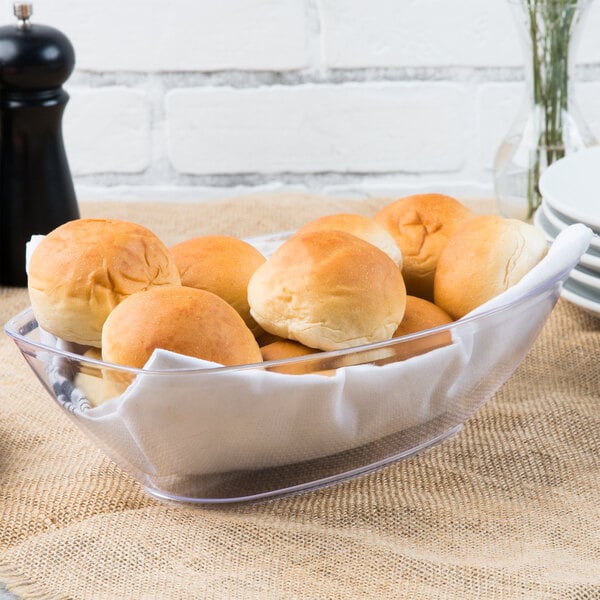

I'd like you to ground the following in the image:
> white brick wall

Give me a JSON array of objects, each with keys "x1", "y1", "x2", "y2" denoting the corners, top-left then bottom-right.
[
  {"x1": 165, "y1": 84, "x2": 468, "y2": 174},
  {"x1": 34, "y1": 0, "x2": 309, "y2": 72},
  {"x1": 65, "y1": 88, "x2": 152, "y2": 174},
  {"x1": 1, "y1": 0, "x2": 599, "y2": 204},
  {"x1": 319, "y1": 0, "x2": 520, "y2": 68}
]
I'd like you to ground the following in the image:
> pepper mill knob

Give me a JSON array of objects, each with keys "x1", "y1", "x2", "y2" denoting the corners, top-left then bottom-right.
[
  {"x1": 14, "y1": 3, "x2": 33, "y2": 27},
  {"x1": 0, "y1": 3, "x2": 75, "y2": 92}
]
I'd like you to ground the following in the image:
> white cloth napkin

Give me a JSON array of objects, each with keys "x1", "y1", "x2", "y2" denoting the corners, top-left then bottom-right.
[{"x1": 106, "y1": 341, "x2": 469, "y2": 476}]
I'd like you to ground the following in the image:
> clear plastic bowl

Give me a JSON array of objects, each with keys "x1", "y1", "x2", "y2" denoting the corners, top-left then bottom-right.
[{"x1": 4, "y1": 227, "x2": 587, "y2": 504}]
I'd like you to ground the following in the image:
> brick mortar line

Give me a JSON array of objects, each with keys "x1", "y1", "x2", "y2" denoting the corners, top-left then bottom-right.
[
  {"x1": 68, "y1": 64, "x2": 600, "y2": 89},
  {"x1": 71, "y1": 170, "x2": 493, "y2": 191}
]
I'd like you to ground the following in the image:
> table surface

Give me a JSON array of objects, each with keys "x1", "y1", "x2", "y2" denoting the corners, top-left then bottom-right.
[{"x1": 1, "y1": 195, "x2": 599, "y2": 600}]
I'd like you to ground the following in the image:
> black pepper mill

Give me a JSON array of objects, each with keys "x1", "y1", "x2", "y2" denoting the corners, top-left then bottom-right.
[{"x1": 0, "y1": 2, "x2": 79, "y2": 287}]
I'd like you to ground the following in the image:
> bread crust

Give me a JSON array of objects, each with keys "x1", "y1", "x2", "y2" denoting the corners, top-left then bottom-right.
[
  {"x1": 28, "y1": 219, "x2": 181, "y2": 346},
  {"x1": 102, "y1": 286, "x2": 262, "y2": 368},
  {"x1": 248, "y1": 230, "x2": 407, "y2": 351},
  {"x1": 170, "y1": 235, "x2": 266, "y2": 337},
  {"x1": 296, "y1": 213, "x2": 403, "y2": 268},
  {"x1": 374, "y1": 194, "x2": 473, "y2": 300},
  {"x1": 433, "y1": 215, "x2": 548, "y2": 319}
]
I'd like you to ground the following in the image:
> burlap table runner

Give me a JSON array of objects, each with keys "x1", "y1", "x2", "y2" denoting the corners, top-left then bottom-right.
[{"x1": 0, "y1": 193, "x2": 599, "y2": 599}]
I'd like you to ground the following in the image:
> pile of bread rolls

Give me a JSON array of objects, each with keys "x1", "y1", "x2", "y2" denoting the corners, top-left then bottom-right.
[{"x1": 27, "y1": 193, "x2": 548, "y2": 383}]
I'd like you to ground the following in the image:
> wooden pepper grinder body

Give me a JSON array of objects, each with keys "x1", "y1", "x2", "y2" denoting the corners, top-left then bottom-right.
[{"x1": 0, "y1": 3, "x2": 79, "y2": 287}]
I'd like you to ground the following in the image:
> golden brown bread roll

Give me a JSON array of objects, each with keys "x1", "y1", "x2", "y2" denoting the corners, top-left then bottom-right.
[
  {"x1": 102, "y1": 286, "x2": 263, "y2": 369},
  {"x1": 261, "y1": 339, "x2": 318, "y2": 361},
  {"x1": 374, "y1": 194, "x2": 473, "y2": 300},
  {"x1": 333, "y1": 297, "x2": 454, "y2": 367},
  {"x1": 296, "y1": 213, "x2": 403, "y2": 268},
  {"x1": 28, "y1": 218, "x2": 181, "y2": 346},
  {"x1": 260, "y1": 340, "x2": 324, "y2": 375},
  {"x1": 336, "y1": 297, "x2": 453, "y2": 368},
  {"x1": 433, "y1": 215, "x2": 548, "y2": 319},
  {"x1": 391, "y1": 295, "x2": 454, "y2": 361},
  {"x1": 393, "y1": 295, "x2": 453, "y2": 337},
  {"x1": 248, "y1": 230, "x2": 407, "y2": 351},
  {"x1": 169, "y1": 235, "x2": 266, "y2": 337}
]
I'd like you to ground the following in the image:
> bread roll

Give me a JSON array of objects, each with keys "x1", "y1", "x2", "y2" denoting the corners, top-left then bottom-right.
[
  {"x1": 260, "y1": 340, "x2": 324, "y2": 375},
  {"x1": 374, "y1": 194, "x2": 473, "y2": 300},
  {"x1": 261, "y1": 339, "x2": 317, "y2": 361},
  {"x1": 102, "y1": 286, "x2": 262, "y2": 369},
  {"x1": 170, "y1": 235, "x2": 266, "y2": 337},
  {"x1": 434, "y1": 215, "x2": 548, "y2": 319},
  {"x1": 248, "y1": 230, "x2": 407, "y2": 351},
  {"x1": 393, "y1": 295, "x2": 453, "y2": 338},
  {"x1": 391, "y1": 295, "x2": 453, "y2": 361},
  {"x1": 296, "y1": 213, "x2": 403, "y2": 268},
  {"x1": 332, "y1": 297, "x2": 454, "y2": 367},
  {"x1": 28, "y1": 218, "x2": 181, "y2": 346},
  {"x1": 261, "y1": 301, "x2": 451, "y2": 371}
]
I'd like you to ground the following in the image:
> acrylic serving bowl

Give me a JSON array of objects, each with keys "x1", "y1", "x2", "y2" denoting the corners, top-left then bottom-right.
[{"x1": 4, "y1": 225, "x2": 591, "y2": 504}]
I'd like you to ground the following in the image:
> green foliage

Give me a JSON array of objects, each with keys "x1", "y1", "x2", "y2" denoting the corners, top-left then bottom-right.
[{"x1": 522, "y1": 0, "x2": 584, "y2": 217}]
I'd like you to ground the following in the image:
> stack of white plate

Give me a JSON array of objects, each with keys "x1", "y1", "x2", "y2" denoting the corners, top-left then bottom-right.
[{"x1": 536, "y1": 146, "x2": 600, "y2": 318}]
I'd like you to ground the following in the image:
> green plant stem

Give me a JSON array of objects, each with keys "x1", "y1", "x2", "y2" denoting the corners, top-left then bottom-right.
[{"x1": 523, "y1": 0, "x2": 581, "y2": 218}]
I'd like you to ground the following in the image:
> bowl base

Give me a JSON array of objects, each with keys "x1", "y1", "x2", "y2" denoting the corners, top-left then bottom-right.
[{"x1": 141, "y1": 423, "x2": 464, "y2": 505}]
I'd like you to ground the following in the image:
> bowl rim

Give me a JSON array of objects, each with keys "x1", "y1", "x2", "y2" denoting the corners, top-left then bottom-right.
[{"x1": 5, "y1": 261, "x2": 567, "y2": 377}]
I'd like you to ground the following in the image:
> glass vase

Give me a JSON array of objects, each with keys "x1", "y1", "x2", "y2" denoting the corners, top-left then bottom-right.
[{"x1": 493, "y1": 0, "x2": 597, "y2": 222}]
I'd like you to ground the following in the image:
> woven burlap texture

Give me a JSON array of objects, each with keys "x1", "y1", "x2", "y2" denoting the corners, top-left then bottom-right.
[{"x1": 0, "y1": 194, "x2": 599, "y2": 600}]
